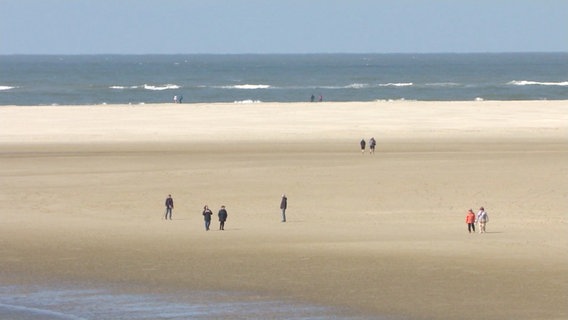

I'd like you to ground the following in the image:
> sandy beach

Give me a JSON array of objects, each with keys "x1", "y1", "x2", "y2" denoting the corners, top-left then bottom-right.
[{"x1": 1, "y1": 101, "x2": 567, "y2": 319}]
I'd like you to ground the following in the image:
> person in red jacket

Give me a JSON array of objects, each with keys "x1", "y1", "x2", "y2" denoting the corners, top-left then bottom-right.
[{"x1": 465, "y1": 209, "x2": 476, "y2": 233}]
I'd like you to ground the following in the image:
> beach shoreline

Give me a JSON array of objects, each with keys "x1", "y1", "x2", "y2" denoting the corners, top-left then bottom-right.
[{"x1": 1, "y1": 100, "x2": 567, "y2": 319}]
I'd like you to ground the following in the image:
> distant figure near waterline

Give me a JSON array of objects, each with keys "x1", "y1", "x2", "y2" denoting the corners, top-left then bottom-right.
[
  {"x1": 310, "y1": 94, "x2": 315, "y2": 102},
  {"x1": 218, "y1": 205, "x2": 228, "y2": 230},
  {"x1": 173, "y1": 95, "x2": 183, "y2": 103},
  {"x1": 360, "y1": 139, "x2": 366, "y2": 154},
  {"x1": 280, "y1": 194, "x2": 288, "y2": 222},
  {"x1": 466, "y1": 209, "x2": 476, "y2": 233},
  {"x1": 164, "y1": 194, "x2": 174, "y2": 220},
  {"x1": 203, "y1": 205, "x2": 213, "y2": 231}
]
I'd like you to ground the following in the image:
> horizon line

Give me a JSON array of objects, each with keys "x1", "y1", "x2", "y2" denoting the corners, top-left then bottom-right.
[{"x1": 1, "y1": 51, "x2": 567, "y2": 56}]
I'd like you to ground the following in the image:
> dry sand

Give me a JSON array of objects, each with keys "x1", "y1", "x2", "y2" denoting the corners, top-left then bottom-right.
[{"x1": 0, "y1": 101, "x2": 567, "y2": 319}]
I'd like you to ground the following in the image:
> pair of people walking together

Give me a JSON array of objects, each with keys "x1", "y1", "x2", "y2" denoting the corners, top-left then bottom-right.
[
  {"x1": 465, "y1": 207, "x2": 489, "y2": 233},
  {"x1": 203, "y1": 205, "x2": 228, "y2": 231}
]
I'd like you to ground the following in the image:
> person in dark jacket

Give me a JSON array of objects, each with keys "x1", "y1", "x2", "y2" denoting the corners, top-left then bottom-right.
[
  {"x1": 165, "y1": 194, "x2": 174, "y2": 220},
  {"x1": 218, "y1": 205, "x2": 228, "y2": 230},
  {"x1": 203, "y1": 205, "x2": 213, "y2": 231},
  {"x1": 360, "y1": 139, "x2": 366, "y2": 154},
  {"x1": 369, "y1": 137, "x2": 376, "y2": 154},
  {"x1": 280, "y1": 194, "x2": 287, "y2": 222}
]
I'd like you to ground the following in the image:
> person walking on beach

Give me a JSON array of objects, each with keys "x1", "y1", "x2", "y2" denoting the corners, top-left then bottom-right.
[
  {"x1": 369, "y1": 137, "x2": 376, "y2": 154},
  {"x1": 360, "y1": 139, "x2": 366, "y2": 154},
  {"x1": 218, "y1": 205, "x2": 228, "y2": 230},
  {"x1": 466, "y1": 209, "x2": 476, "y2": 233},
  {"x1": 280, "y1": 194, "x2": 288, "y2": 222},
  {"x1": 476, "y1": 207, "x2": 489, "y2": 233},
  {"x1": 164, "y1": 194, "x2": 174, "y2": 220},
  {"x1": 203, "y1": 205, "x2": 213, "y2": 231}
]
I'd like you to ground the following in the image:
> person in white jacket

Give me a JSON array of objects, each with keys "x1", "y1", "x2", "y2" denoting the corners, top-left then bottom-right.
[{"x1": 476, "y1": 207, "x2": 489, "y2": 233}]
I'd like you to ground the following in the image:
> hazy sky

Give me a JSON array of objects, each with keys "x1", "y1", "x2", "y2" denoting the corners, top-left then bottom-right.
[{"x1": 1, "y1": 0, "x2": 567, "y2": 54}]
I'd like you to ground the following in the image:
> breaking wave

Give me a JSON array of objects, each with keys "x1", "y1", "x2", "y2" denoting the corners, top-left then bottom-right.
[
  {"x1": 143, "y1": 84, "x2": 181, "y2": 91},
  {"x1": 345, "y1": 83, "x2": 370, "y2": 89},
  {"x1": 0, "y1": 85, "x2": 16, "y2": 91},
  {"x1": 110, "y1": 84, "x2": 181, "y2": 91},
  {"x1": 233, "y1": 99, "x2": 262, "y2": 104},
  {"x1": 508, "y1": 80, "x2": 568, "y2": 86},
  {"x1": 344, "y1": 82, "x2": 413, "y2": 89},
  {"x1": 379, "y1": 82, "x2": 413, "y2": 87},
  {"x1": 110, "y1": 85, "x2": 139, "y2": 90},
  {"x1": 229, "y1": 84, "x2": 271, "y2": 90}
]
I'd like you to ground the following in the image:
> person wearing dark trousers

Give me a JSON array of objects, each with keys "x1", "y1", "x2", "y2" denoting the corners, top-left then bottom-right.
[
  {"x1": 218, "y1": 205, "x2": 228, "y2": 230},
  {"x1": 280, "y1": 194, "x2": 287, "y2": 222},
  {"x1": 369, "y1": 137, "x2": 376, "y2": 154},
  {"x1": 466, "y1": 209, "x2": 476, "y2": 233},
  {"x1": 165, "y1": 194, "x2": 174, "y2": 220},
  {"x1": 203, "y1": 205, "x2": 213, "y2": 231}
]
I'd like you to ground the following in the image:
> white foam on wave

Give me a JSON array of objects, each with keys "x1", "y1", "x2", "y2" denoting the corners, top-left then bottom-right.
[
  {"x1": 345, "y1": 83, "x2": 370, "y2": 89},
  {"x1": 379, "y1": 82, "x2": 413, "y2": 87},
  {"x1": 143, "y1": 84, "x2": 180, "y2": 91},
  {"x1": 231, "y1": 84, "x2": 271, "y2": 90},
  {"x1": 110, "y1": 85, "x2": 139, "y2": 90},
  {"x1": 0, "y1": 85, "x2": 16, "y2": 91},
  {"x1": 508, "y1": 80, "x2": 568, "y2": 86},
  {"x1": 233, "y1": 100, "x2": 262, "y2": 104}
]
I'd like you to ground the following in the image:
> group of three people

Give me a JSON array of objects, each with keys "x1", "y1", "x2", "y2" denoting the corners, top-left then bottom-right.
[
  {"x1": 164, "y1": 195, "x2": 228, "y2": 230},
  {"x1": 465, "y1": 207, "x2": 489, "y2": 233}
]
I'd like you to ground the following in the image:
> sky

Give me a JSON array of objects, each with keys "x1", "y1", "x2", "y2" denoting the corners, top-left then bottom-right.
[{"x1": 1, "y1": 0, "x2": 567, "y2": 54}]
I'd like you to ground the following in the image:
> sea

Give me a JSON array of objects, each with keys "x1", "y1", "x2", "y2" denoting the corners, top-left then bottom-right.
[{"x1": 0, "y1": 53, "x2": 567, "y2": 106}]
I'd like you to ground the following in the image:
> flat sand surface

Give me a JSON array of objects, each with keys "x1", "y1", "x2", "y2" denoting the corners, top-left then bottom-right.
[{"x1": 1, "y1": 101, "x2": 567, "y2": 319}]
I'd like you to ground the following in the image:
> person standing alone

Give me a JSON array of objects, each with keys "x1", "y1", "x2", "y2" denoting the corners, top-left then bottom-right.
[
  {"x1": 165, "y1": 194, "x2": 174, "y2": 220},
  {"x1": 280, "y1": 194, "x2": 287, "y2": 222},
  {"x1": 218, "y1": 205, "x2": 228, "y2": 230}
]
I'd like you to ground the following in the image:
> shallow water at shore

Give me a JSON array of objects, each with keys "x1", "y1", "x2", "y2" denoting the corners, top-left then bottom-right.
[{"x1": 0, "y1": 285, "x2": 379, "y2": 320}]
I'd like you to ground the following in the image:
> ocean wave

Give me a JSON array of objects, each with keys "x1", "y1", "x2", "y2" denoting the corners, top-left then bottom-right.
[
  {"x1": 379, "y1": 82, "x2": 413, "y2": 87},
  {"x1": 0, "y1": 85, "x2": 16, "y2": 91},
  {"x1": 425, "y1": 82, "x2": 460, "y2": 87},
  {"x1": 233, "y1": 99, "x2": 262, "y2": 104},
  {"x1": 143, "y1": 84, "x2": 180, "y2": 91},
  {"x1": 345, "y1": 83, "x2": 370, "y2": 89},
  {"x1": 230, "y1": 84, "x2": 271, "y2": 90},
  {"x1": 508, "y1": 80, "x2": 568, "y2": 86},
  {"x1": 110, "y1": 85, "x2": 140, "y2": 90}
]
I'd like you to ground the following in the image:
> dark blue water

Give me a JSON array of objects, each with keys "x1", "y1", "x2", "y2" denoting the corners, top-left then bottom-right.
[{"x1": 1, "y1": 53, "x2": 566, "y2": 105}]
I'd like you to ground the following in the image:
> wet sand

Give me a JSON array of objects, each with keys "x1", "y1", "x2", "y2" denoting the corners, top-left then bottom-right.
[{"x1": 1, "y1": 101, "x2": 567, "y2": 319}]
